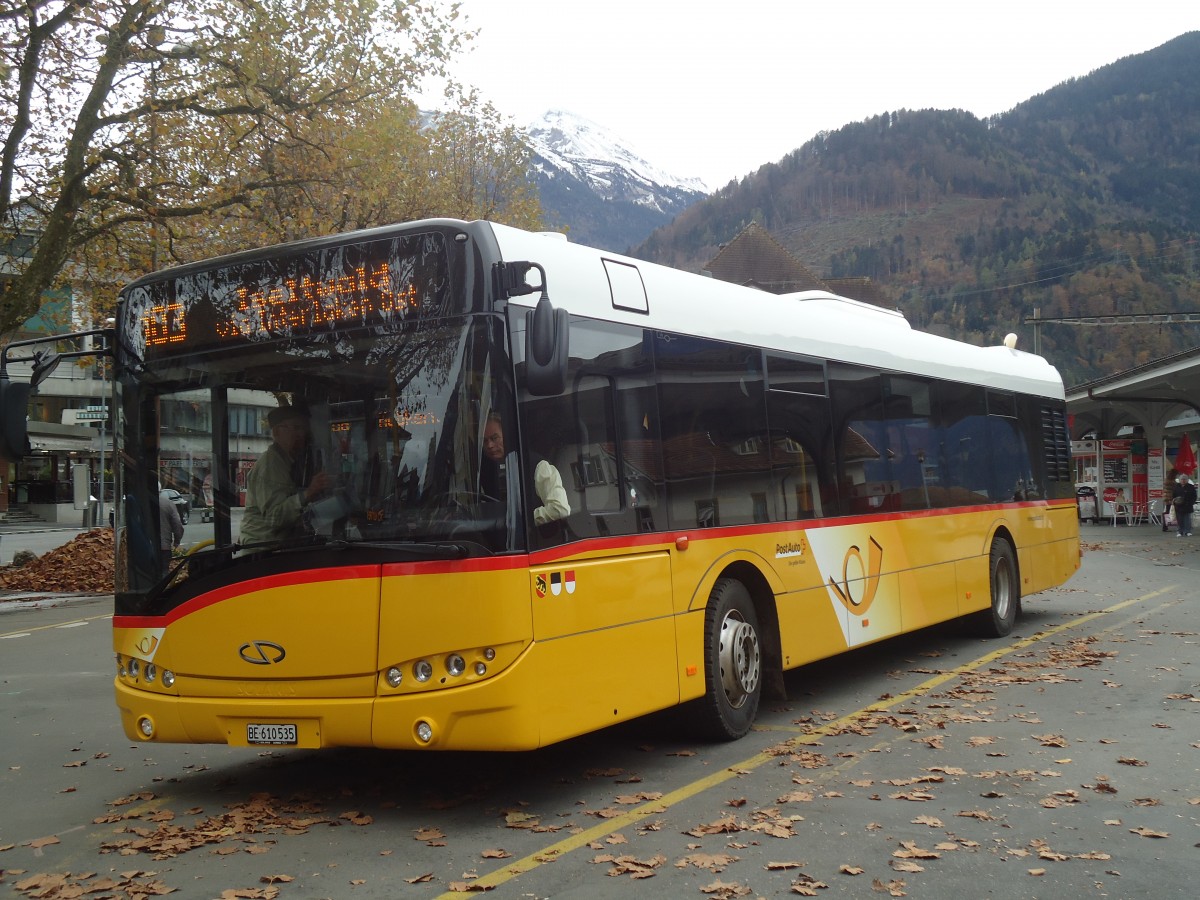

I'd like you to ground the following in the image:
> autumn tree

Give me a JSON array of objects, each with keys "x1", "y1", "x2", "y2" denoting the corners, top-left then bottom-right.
[{"x1": 0, "y1": 0, "x2": 542, "y2": 337}]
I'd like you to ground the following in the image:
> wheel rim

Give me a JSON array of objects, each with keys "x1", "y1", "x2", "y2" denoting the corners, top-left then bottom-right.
[
  {"x1": 993, "y1": 557, "x2": 1012, "y2": 619},
  {"x1": 717, "y1": 610, "x2": 760, "y2": 708}
]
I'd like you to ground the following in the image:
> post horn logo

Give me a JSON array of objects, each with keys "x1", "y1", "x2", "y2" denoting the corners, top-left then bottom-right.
[
  {"x1": 238, "y1": 641, "x2": 286, "y2": 665},
  {"x1": 135, "y1": 635, "x2": 159, "y2": 656},
  {"x1": 828, "y1": 536, "x2": 884, "y2": 616}
]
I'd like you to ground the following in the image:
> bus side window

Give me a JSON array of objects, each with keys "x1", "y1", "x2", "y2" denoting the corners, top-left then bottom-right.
[
  {"x1": 523, "y1": 320, "x2": 661, "y2": 546},
  {"x1": 884, "y1": 376, "x2": 934, "y2": 511},
  {"x1": 766, "y1": 353, "x2": 833, "y2": 521},
  {"x1": 828, "y1": 363, "x2": 894, "y2": 515},
  {"x1": 520, "y1": 387, "x2": 579, "y2": 548},
  {"x1": 656, "y1": 335, "x2": 767, "y2": 529},
  {"x1": 931, "y1": 381, "x2": 990, "y2": 504}
]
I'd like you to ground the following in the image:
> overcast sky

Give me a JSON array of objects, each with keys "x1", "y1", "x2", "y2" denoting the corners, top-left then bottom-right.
[{"x1": 426, "y1": 0, "x2": 1199, "y2": 190}]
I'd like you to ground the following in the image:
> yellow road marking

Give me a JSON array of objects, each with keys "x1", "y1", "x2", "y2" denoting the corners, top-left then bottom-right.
[
  {"x1": 0, "y1": 611, "x2": 112, "y2": 639},
  {"x1": 434, "y1": 586, "x2": 1179, "y2": 898}
]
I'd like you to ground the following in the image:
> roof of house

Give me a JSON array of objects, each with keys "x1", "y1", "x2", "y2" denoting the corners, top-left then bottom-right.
[
  {"x1": 703, "y1": 223, "x2": 894, "y2": 309},
  {"x1": 823, "y1": 276, "x2": 892, "y2": 309},
  {"x1": 702, "y1": 222, "x2": 828, "y2": 294}
]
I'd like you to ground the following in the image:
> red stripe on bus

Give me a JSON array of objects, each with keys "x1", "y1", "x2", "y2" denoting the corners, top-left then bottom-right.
[
  {"x1": 114, "y1": 498, "x2": 1074, "y2": 624},
  {"x1": 526, "y1": 498, "x2": 1075, "y2": 564},
  {"x1": 113, "y1": 565, "x2": 382, "y2": 627}
]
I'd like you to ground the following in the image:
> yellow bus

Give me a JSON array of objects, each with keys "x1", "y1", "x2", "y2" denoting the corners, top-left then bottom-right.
[{"x1": 87, "y1": 219, "x2": 1078, "y2": 750}]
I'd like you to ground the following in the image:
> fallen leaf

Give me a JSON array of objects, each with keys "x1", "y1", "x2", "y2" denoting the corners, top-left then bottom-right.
[
  {"x1": 893, "y1": 841, "x2": 939, "y2": 860},
  {"x1": 675, "y1": 852, "x2": 738, "y2": 872},
  {"x1": 502, "y1": 811, "x2": 539, "y2": 829},
  {"x1": 699, "y1": 878, "x2": 752, "y2": 897},
  {"x1": 1129, "y1": 827, "x2": 1169, "y2": 838},
  {"x1": 604, "y1": 853, "x2": 666, "y2": 879},
  {"x1": 1031, "y1": 734, "x2": 1068, "y2": 748},
  {"x1": 685, "y1": 814, "x2": 745, "y2": 837},
  {"x1": 957, "y1": 810, "x2": 996, "y2": 821},
  {"x1": 777, "y1": 790, "x2": 814, "y2": 803},
  {"x1": 790, "y1": 872, "x2": 830, "y2": 895}
]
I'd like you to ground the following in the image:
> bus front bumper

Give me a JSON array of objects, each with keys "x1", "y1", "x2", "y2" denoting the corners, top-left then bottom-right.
[{"x1": 114, "y1": 663, "x2": 544, "y2": 751}]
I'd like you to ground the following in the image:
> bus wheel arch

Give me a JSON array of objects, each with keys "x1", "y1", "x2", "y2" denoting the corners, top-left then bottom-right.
[
  {"x1": 974, "y1": 529, "x2": 1020, "y2": 638},
  {"x1": 696, "y1": 563, "x2": 782, "y2": 741}
]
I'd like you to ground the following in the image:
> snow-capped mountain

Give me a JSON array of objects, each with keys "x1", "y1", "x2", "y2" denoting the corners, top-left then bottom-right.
[{"x1": 525, "y1": 110, "x2": 708, "y2": 252}]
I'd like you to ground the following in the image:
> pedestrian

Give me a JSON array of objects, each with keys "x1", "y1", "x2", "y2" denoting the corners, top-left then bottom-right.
[
  {"x1": 159, "y1": 484, "x2": 184, "y2": 574},
  {"x1": 1171, "y1": 473, "x2": 1197, "y2": 537}
]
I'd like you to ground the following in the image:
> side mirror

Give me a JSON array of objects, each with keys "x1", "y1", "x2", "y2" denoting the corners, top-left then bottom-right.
[
  {"x1": 525, "y1": 296, "x2": 568, "y2": 396},
  {"x1": 30, "y1": 349, "x2": 62, "y2": 387}
]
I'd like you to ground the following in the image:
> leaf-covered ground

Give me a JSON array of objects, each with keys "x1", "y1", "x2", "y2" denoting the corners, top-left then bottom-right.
[{"x1": 0, "y1": 528, "x2": 114, "y2": 595}]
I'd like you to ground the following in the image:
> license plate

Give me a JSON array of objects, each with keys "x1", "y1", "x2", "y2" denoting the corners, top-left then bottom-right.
[{"x1": 246, "y1": 723, "x2": 298, "y2": 745}]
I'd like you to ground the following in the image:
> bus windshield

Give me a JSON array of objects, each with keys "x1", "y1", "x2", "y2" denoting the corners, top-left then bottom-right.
[{"x1": 113, "y1": 312, "x2": 519, "y2": 603}]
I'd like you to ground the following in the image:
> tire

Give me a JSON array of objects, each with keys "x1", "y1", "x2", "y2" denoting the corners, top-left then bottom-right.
[
  {"x1": 974, "y1": 538, "x2": 1019, "y2": 637},
  {"x1": 698, "y1": 578, "x2": 762, "y2": 741}
]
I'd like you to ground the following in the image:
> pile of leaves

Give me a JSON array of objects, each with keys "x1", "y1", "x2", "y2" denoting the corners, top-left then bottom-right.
[{"x1": 0, "y1": 528, "x2": 115, "y2": 595}]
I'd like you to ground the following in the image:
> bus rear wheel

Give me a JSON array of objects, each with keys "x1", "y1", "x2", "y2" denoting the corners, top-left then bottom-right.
[
  {"x1": 698, "y1": 578, "x2": 762, "y2": 740},
  {"x1": 974, "y1": 538, "x2": 1019, "y2": 637}
]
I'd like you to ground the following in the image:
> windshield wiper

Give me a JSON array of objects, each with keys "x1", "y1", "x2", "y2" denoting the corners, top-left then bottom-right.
[{"x1": 324, "y1": 539, "x2": 471, "y2": 559}]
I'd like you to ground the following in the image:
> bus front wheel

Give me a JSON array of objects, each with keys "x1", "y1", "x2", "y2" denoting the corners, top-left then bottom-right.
[
  {"x1": 699, "y1": 578, "x2": 762, "y2": 740},
  {"x1": 975, "y1": 538, "x2": 1019, "y2": 638}
]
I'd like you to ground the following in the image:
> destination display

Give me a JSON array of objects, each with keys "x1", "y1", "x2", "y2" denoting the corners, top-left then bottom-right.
[{"x1": 123, "y1": 231, "x2": 453, "y2": 360}]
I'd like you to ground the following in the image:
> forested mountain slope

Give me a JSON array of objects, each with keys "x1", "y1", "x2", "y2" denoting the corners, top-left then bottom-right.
[{"x1": 634, "y1": 32, "x2": 1200, "y2": 387}]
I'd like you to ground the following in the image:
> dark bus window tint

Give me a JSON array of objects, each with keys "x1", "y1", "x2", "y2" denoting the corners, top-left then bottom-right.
[
  {"x1": 987, "y1": 389, "x2": 1017, "y2": 419},
  {"x1": 614, "y1": 383, "x2": 663, "y2": 533},
  {"x1": 885, "y1": 376, "x2": 934, "y2": 511},
  {"x1": 766, "y1": 354, "x2": 833, "y2": 520},
  {"x1": 655, "y1": 334, "x2": 768, "y2": 528},
  {"x1": 521, "y1": 319, "x2": 662, "y2": 545},
  {"x1": 828, "y1": 363, "x2": 892, "y2": 515},
  {"x1": 973, "y1": 387, "x2": 1036, "y2": 503},
  {"x1": 767, "y1": 354, "x2": 826, "y2": 396},
  {"x1": 985, "y1": 414, "x2": 1035, "y2": 501},
  {"x1": 929, "y1": 381, "x2": 990, "y2": 506},
  {"x1": 567, "y1": 375, "x2": 618, "y2": 514}
]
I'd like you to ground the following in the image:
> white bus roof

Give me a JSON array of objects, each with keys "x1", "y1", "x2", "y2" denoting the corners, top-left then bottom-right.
[{"x1": 489, "y1": 223, "x2": 1064, "y2": 401}]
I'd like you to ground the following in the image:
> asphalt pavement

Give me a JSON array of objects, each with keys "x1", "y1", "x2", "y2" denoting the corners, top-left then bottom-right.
[{"x1": 2, "y1": 522, "x2": 1197, "y2": 899}]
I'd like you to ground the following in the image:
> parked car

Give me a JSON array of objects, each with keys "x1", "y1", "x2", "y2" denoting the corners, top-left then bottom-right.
[{"x1": 162, "y1": 488, "x2": 190, "y2": 525}]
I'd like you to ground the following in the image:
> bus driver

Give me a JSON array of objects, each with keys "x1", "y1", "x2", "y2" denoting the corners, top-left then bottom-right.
[
  {"x1": 482, "y1": 411, "x2": 570, "y2": 525},
  {"x1": 240, "y1": 404, "x2": 332, "y2": 546}
]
